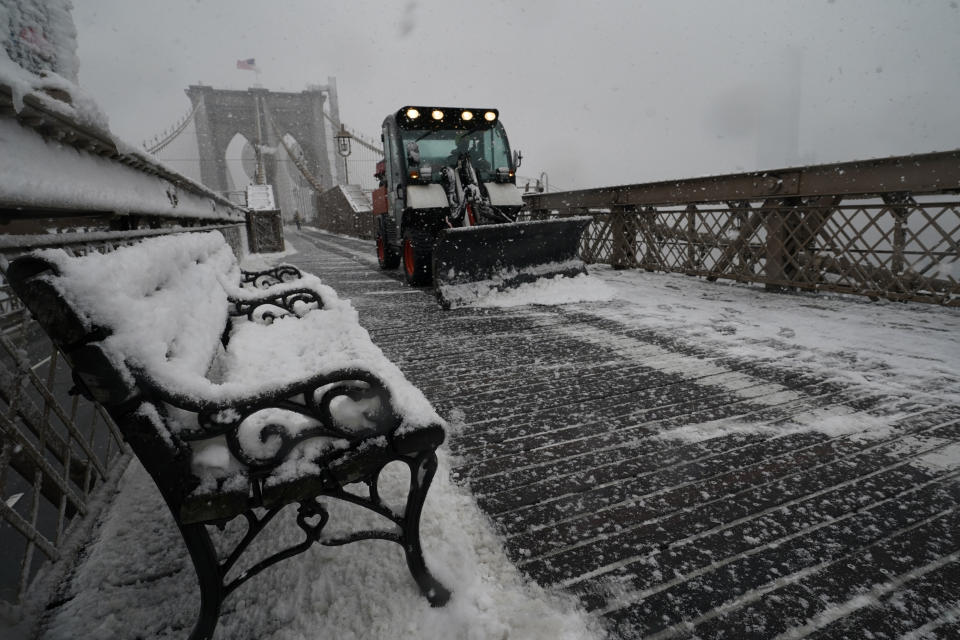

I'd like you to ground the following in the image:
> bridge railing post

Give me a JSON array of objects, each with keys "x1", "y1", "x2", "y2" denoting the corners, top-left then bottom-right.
[
  {"x1": 637, "y1": 206, "x2": 660, "y2": 272},
  {"x1": 882, "y1": 193, "x2": 913, "y2": 277},
  {"x1": 684, "y1": 205, "x2": 698, "y2": 274},
  {"x1": 610, "y1": 204, "x2": 639, "y2": 270},
  {"x1": 763, "y1": 199, "x2": 789, "y2": 291}
]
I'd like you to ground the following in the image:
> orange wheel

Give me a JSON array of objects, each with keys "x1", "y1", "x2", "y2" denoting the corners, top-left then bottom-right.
[
  {"x1": 375, "y1": 217, "x2": 400, "y2": 269},
  {"x1": 402, "y1": 229, "x2": 432, "y2": 286},
  {"x1": 404, "y1": 237, "x2": 416, "y2": 277}
]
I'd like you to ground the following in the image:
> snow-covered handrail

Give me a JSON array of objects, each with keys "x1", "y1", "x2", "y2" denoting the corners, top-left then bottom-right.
[
  {"x1": 523, "y1": 150, "x2": 960, "y2": 306},
  {"x1": 1, "y1": 82, "x2": 246, "y2": 224}
]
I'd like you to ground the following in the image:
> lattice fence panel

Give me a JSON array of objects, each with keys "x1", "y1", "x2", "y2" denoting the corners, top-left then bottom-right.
[
  {"x1": 562, "y1": 197, "x2": 959, "y2": 304},
  {"x1": 0, "y1": 229, "x2": 249, "y2": 623},
  {"x1": 0, "y1": 317, "x2": 127, "y2": 616}
]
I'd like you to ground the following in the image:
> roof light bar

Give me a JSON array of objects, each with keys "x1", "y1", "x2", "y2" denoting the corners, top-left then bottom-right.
[{"x1": 396, "y1": 106, "x2": 499, "y2": 129}]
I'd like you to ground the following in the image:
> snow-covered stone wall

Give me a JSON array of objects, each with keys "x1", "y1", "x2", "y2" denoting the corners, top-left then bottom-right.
[
  {"x1": 0, "y1": 0, "x2": 78, "y2": 83},
  {"x1": 0, "y1": 0, "x2": 108, "y2": 130}
]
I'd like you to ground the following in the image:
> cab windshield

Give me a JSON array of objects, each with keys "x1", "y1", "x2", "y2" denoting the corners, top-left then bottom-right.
[{"x1": 399, "y1": 122, "x2": 511, "y2": 181}]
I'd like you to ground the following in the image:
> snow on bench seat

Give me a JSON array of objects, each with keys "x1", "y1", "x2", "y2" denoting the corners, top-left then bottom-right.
[{"x1": 6, "y1": 230, "x2": 451, "y2": 638}]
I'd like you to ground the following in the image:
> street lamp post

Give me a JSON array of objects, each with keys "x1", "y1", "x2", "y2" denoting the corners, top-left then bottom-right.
[{"x1": 334, "y1": 123, "x2": 353, "y2": 185}]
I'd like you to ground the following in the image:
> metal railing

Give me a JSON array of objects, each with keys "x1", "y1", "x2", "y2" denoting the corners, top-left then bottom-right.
[
  {"x1": 523, "y1": 151, "x2": 960, "y2": 305},
  {"x1": 0, "y1": 321, "x2": 127, "y2": 610},
  {"x1": 0, "y1": 226, "x2": 247, "y2": 633},
  {"x1": 0, "y1": 71, "x2": 251, "y2": 632},
  {"x1": 0, "y1": 255, "x2": 129, "y2": 631}
]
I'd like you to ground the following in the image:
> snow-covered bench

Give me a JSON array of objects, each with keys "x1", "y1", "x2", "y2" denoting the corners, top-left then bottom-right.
[{"x1": 6, "y1": 231, "x2": 450, "y2": 640}]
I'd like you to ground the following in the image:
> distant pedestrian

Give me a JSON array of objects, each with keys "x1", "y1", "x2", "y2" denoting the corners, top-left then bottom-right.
[{"x1": 293, "y1": 210, "x2": 302, "y2": 230}]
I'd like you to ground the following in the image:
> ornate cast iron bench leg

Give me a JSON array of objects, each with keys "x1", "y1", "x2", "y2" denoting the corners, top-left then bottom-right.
[
  {"x1": 174, "y1": 451, "x2": 451, "y2": 639},
  {"x1": 402, "y1": 451, "x2": 451, "y2": 607},
  {"x1": 179, "y1": 523, "x2": 224, "y2": 640}
]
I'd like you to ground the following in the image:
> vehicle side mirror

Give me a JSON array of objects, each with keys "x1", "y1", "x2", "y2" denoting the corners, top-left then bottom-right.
[
  {"x1": 406, "y1": 141, "x2": 420, "y2": 165},
  {"x1": 513, "y1": 149, "x2": 522, "y2": 169}
]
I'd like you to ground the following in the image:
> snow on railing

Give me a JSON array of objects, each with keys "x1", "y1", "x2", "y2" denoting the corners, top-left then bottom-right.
[
  {"x1": 0, "y1": 6, "x2": 250, "y2": 629},
  {"x1": 523, "y1": 151, "x2": 960, "y2": 306}
]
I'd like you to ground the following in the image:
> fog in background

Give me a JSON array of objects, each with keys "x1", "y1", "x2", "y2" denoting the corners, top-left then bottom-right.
[{"x1": 72, "y1": 0, "x2": 960, "y2": 192}]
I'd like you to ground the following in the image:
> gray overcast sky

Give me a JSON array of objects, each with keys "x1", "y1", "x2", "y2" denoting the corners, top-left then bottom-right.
[{"x1": 72, "y1": 0, "x2": 960, "y2": 191}]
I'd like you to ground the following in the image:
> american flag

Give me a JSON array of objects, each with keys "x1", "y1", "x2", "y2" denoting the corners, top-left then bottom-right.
[{"x1": 236, "y1": 58, "x2": 258, "y2": 71}]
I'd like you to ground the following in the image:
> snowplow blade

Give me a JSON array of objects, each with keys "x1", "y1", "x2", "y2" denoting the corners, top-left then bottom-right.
[{"x1": 433, "y1": 216, "x2": 592, "y2": 308}]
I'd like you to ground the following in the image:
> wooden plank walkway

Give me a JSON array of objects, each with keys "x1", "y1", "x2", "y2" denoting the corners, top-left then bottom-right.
[{"x1": 291, "y1": 228, "x2": 960, "y2": 639}]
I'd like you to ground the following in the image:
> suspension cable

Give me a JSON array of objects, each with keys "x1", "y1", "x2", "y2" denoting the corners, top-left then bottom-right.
[
  {"x1": 143, "y1": 100, "x2": 200, "y2": 155},
  {"x1": 317, "y1": 109, "x2": 383, "y2": 154},
  {"x1": 262, "y1": 104, "x2": 325, "y2": 192}
]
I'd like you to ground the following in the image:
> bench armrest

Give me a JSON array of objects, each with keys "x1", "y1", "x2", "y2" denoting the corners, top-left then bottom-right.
[
  {"x1": 228, "y1": 288, "x2": 327, "y2": 323},
  {"x1": 240, "y1": 264, "x2": 303, "y2": 288},
  {"x1": 149, "y1": 368, "x2": 436, "y2": 473},
  {"x1": 227, "y1": 271, "x2": 340, "y2": 323}
]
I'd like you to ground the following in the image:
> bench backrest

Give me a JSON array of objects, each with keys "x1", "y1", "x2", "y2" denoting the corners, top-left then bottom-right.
[
  {"x1": 6, "y1": 232, "x2": 242, "y2": 510},
  {"x1": 8, "y1": 231, "x2": 446, "y2": 522},
  {"x1": 34, "y1": 232, "x2": 238, "y2": 383}
]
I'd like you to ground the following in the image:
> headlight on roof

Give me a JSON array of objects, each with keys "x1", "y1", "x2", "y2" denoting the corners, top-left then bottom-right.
[
  {"x1": 484, "y1": 111, "x2": 497, "y2": 122},
  {"x1": 431, "y1": 109, "x2": 445, "y2": 120},
  {"x1": 461, "y1": 110, "x2": 474, "y2": 121},
  {"x1": 406, "y1": 108, "x2": 420, "y2": 120}
]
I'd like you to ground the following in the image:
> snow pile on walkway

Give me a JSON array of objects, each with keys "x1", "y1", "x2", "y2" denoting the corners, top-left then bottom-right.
[
  {"x1": 445, "y1": 272, "x2": 616, "y2": 309},
  {"x1": 42, "y1": 454, "x2": 602, "y2": 640},
  {"x1": 589, "y1": 264, "x2": 960, "y2": 419},
  {"x1": 655, "y1": 405, "x2": 899, "y2": 444}
]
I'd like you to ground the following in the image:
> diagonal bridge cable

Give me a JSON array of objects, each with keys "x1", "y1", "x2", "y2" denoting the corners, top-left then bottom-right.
[
  {"x1": 260, "y1": 99, "x2": 325, "y2": 192},
  {"x1": 264, "y1": 101, "x2": 383, "y2": 191},
  {"x1": 317, "y1": 109, "x2": 383, "y2": 154},
  {"x1": 143, "y1": 100, "x2": 200, "y2": 155}
]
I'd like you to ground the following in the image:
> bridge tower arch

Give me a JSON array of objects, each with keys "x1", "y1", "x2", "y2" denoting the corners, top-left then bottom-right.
[{"x1": 185, "y1": 79, "x2": 343, "y2": 217}]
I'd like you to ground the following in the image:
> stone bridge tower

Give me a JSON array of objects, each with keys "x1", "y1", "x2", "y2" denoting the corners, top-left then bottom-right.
[{"x1": 185, "y1": 78, "x2": 343, "y2": 217}]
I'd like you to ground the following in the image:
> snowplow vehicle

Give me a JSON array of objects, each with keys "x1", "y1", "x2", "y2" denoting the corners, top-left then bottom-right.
[{"x1": 372, "y1": 106, "x2": 590, "y2": 307}]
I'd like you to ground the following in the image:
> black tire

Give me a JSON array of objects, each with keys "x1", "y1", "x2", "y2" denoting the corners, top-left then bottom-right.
[
  {"x1": 402, "y1": 228, "x2": 433, "y2": 286},
  {"x1": 376, "y1": 217, "x2": 400, "y2": 270}
]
